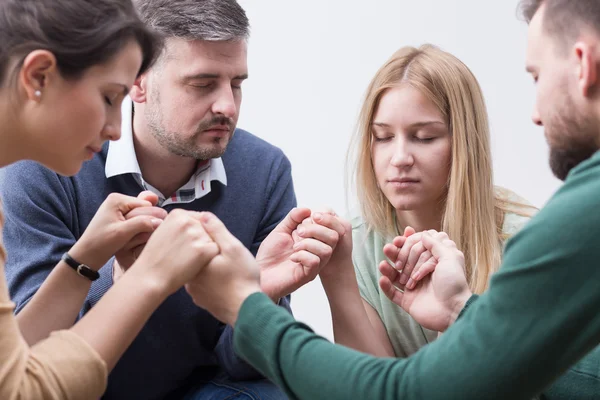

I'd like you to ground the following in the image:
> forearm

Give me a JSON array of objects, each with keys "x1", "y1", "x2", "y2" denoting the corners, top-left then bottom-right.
[
  {"x1": 321, "y1": 269, "x2": 393, "y2": 357},
  {"x1": 17, "y1": 248, "x2": 112, "y2": 345},
  {"x1": 234, "y1": 291, "x2": 600, "y2": 400},
  {"x1": 234, "y1": 253, "x2": 600, "y2": 400},
  {"x1": 70, "y1": 265, "x2": 168, "y2": 372},
  {"x1": 235, "y1": 293, "x2": 411, "y2": 400},
  {"x1": 1, "y1": 266, "x2": 107, "y2": 400},
  {"x1": 1, "y1": 311, "x2": 108, "y2": 400}
]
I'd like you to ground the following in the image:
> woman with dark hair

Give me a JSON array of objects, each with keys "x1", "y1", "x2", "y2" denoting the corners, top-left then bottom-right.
[{"x1": 0, "y1": 1, "x2": 220, "y2": 398}]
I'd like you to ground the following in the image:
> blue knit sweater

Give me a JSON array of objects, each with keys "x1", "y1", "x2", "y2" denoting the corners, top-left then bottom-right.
[{"x1": 0, "y1": 129, "x2": 296, "y2": 400}]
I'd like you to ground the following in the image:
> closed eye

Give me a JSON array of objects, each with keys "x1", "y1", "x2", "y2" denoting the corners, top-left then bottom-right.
[
  {"x1": 373, "y1": 136, "x2": 393, "y2": 143},
  {"x1": 415, "y1": 137, "x2": 435, "y2": 143}
]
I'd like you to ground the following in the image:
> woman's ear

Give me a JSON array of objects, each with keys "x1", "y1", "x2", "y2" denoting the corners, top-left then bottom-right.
[{"x1": 19, "y1": 50, "x2": 57, "y2": 101}]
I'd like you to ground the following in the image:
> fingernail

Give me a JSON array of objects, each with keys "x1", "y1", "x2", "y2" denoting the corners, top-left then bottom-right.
[
  {"x1": 297, "y1": 227, "x2": 305, "y2": 236},
  {"x1": 412, "y1": 271, "x2": 420, "y2": 280},
  {"x1": 293, "y1": 242, "x2": 301, "y2": 250},
  {"x1": 396, "y1": 261, "x2": 403, "y2": 269},
  {"x1": 313, "y1": 212, "x2": 322, "y2": 222},
  {"x1": 407, "y1": 278, "x2": 415, "y2": 289}
]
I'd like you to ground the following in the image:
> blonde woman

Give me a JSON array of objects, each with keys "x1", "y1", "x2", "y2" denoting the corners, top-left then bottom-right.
[{"x1": 318, "y1": 44, "x2": 536, "y2": 357}]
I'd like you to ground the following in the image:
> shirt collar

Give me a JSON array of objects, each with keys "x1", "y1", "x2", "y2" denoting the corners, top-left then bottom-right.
[{"x1": 105, "y1": 97, "x2": 227, "y2": 204}]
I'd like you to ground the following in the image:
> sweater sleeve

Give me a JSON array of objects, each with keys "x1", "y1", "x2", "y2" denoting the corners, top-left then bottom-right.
[
  {"x1": 0, "y1": 207, "x2": 107, "y2": 400},
  {"x1": 232, "y1": 156, "x2": 600, "y2": 400},
  {"x1": 216, "y1": 296, "x2": 293, "y2": 381}
]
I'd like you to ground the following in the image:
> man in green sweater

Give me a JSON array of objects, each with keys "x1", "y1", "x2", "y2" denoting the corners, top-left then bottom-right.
[{"x1": 182, "y1": 0, "x2": 600, "y2": 399}]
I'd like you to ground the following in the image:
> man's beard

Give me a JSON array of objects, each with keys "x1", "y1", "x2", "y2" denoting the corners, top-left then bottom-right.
[
  {"x1": 549, "y1": 146, "x2": 597, "y2": 181},
  {"x1": 545, "y1": 98, "x2": 598, "y2": 181},
  {"x1": 145, "y1": 101, "x2": 234, "y2": 160}
]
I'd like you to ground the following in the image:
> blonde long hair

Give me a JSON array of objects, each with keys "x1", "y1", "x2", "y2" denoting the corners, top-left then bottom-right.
[{"x1": 349, "y1": 44, "x2": 534, "y2": 294}]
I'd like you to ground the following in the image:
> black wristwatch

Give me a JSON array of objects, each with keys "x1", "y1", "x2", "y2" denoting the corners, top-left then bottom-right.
[{"x1": 61, "y1": 252, "x2": 100, "y2": 281}]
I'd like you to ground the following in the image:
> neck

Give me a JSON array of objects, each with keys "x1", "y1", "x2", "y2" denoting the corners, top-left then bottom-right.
[
  {"x1": 132, "y1": 105, "x2": 197, "y2": 197},
  {"x1": 395, "y1": 201, "x2": 445, "y2": 234},
  {"x1": 0, "y1": 94, "x2": 29, "y2": 168}
]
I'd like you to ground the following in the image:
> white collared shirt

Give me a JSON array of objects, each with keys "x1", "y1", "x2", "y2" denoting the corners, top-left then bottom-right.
[{"x1": 105, "y1": 97, "x2": 227, "y2": 206}]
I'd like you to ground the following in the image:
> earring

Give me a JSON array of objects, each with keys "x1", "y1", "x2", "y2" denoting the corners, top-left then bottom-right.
[{"x1": 34, "y1": 90, "x2": 41, "y2": 98}]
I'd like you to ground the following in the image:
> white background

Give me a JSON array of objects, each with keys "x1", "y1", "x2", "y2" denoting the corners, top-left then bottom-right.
[
  {"x1": 236, "y1": 0, "x2": 561, "y2": 339},
  {"x1": 0, "y1": 0, "x2": 562, "y2": 340}
]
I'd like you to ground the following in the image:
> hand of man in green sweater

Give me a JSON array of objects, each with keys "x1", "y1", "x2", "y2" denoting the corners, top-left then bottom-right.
[{"x1": 380, "y1": 232, "x2": 473, "y2": 331}]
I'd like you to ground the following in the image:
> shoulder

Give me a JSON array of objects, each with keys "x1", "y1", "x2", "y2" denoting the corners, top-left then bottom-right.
[
  {"x1": 501, "y1": 152, "x2": 600, "y2": 273},
  {"x1": 222, "y1": 130, "x2": 293, "y2": 197},
  {"x1": 222, "y1": 129, "x2": 292, "y2": 182},
  {"x1": 350, "y1": 212, "x2": 367, "y2": 232},
  {"x1": 2, "y1": 160, "x2": 58, "y2": 182},
  {"x1": 349, "y1": 211, "x2": 372, "y2": 244},
  {"x1": 0, "y1": 151, "x2": 109, "y2": 211},
  {"x1": 1, "y1": 160, "x2": 65, "y2": 202},
  {"x1": 225, "y1": 129, "x2": 287, "y2": 160}
]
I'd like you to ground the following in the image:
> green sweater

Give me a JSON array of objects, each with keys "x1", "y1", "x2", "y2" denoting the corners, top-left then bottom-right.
[{"x1": 234, "y1": 151, "x2": 600, "y2": 400}]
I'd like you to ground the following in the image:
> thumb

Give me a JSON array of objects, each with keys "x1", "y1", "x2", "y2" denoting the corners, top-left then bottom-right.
[
  {"x1": 137, "y1": 190, "x2": 159, "y2": 206},
  {"x1": 379, "y1": 276, "x2": 405, "y2": 306},
  {"x1": 193, "y1": 242, "x2": 220, "y2": 273},
  {"x1": 275, "y1": 207, "x2": 312, "y2": 235},
  {"x1": 198, "y1": 212, "x2": 239, "y2": 246},
  {"x1": 421, "y1": 232, "x2": 452, "y2": 261},
  {"x1": 404, "y1": 226, "x2": 416, "y2": 237},
  {"x1": 116, "y1": 197, "x2": 154, "y2": 214}
]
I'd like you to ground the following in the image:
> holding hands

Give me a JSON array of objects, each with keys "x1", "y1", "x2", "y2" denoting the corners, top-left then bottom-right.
[
  {"x1": 130, "y1": 209, "x2": 219, "y2": 295},
  {"x1": 114, "y1": 191, "x2": 168, "y2": 274},
  {"x1": 379, "y1": 229, "x2": 472, "y2": 332},
  {"x1": 69, "y1": 191, "x2": 165, "y2": 272},
  {"x1": 82, "y1": 195, "x2": 473, "y2": 335},
  {"x1": 185, "y1": 212, "x2": 262, "y2": 325},
  {"x1": 185, "y1": 207, "x2": 352, "y2": 325},
  {"x1": 256, "y1": 207, "x2": 347, "y2": 300}
]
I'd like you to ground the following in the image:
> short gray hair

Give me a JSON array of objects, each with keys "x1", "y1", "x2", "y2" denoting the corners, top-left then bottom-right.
[{"x1": 135, "y1": 0, "x2": 249, "y2": 41}]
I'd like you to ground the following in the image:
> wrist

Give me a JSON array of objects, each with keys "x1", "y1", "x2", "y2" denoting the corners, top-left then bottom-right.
[
  {"x1": 259, "y1": 283, "x2": 283, "y2": 303},
  {"x1": 68, "y1": 241, "x2": 104, "y2": 272},
  {"x1": 226, "y1": 284, "x2": 262, "y2": 327},
  {"x1": 448, "y1": 289, "x2": 473, "y2": 328},
  {"x1": 125, "y1": 264, "x2": 171, "y2": 301},
  {"x1": 264, "y1": 291, "x2": 282, "y2": 304},
  {"x1": 320, "y1": 262, "x2": 356, "y2": 289}
]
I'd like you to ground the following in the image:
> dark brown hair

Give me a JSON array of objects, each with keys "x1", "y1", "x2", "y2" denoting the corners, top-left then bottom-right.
[{"x1": 0, "y1": 0, "x2": 162, "y2": 87}]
